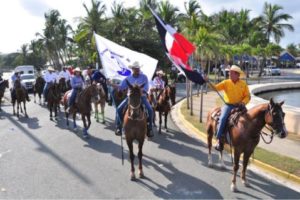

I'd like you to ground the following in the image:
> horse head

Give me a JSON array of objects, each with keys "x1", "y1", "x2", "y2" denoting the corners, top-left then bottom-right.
[
  {"x1": 14, "y1": 79, "x2": 22, "y2": 88},
  {"x1": 126, "y1": 80, "x2": 144, "y2": 119},
  {"x1": 1, "y1": 79, "x2": 9, "y2": 88},
  {"x1": 89, "y1": 84, "x2": 100, "y2": 103},
  {"x1": 265, "y1": 98, "x2": 287, "y2": 138}
]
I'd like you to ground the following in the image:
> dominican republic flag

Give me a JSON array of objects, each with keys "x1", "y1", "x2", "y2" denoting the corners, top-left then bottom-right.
[
  {"x1": 148, "y1": 6, "x2": 205, "y2": 85},
  {"x1": 94, "y1": 33, "x2": 157, "y2": 82}
]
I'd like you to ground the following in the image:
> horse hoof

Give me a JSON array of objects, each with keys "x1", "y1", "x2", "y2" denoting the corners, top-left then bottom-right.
[
  {"x1": 130, "y1": 173, "x2": 136, "y2": 181},
  {"x1": 220, "y1": 164, "x2": 227, "y2": 170},
  {"x1": 242, "y1": 180, "x2": 250, "y2": 187},
  {"x1": 230, "y1": 183, "x2": 238, "y2": 192},
  {"x1": 139, "y1": 171, "x2": 145, "y2": 178}
]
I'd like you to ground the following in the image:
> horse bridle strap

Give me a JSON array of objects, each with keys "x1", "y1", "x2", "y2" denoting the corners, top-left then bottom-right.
[
  {"x1": 128, "y1": 103, "x2": 145, "y2": 121},
  {"x1": 261, "y1": 109, "x2": 275, "y2": 144}
]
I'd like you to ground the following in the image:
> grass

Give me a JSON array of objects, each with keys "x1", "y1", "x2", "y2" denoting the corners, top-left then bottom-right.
[{"x1": 180, "y1": 99, "x2": 300, "y2": 177}]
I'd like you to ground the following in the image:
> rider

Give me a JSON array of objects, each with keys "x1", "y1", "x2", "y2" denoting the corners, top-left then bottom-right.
[
  {"x1": 205, "y1": 65, "x2": 250, "y2": 151},
  {"x1": 67, "y1": 67, "x2": 84, "y2": 112},
  {"x1": 58, "y1": 66, "x2": 71, "y2": 87},
  {"x1": 109, "y1": 61, "x2": 154, "y2": 137},
  {"x1": 43, "y1": 66, "x2": 57, "y2": 103},
  {"x1": 11, "y1": 70, "x2": 30, "y2": 102},
  {"x1": 82, "y1": 65, "x2": 93, "y2": 87},
  {"x1": 92, "y1": 68, "x2": 109, "y2": 102}
]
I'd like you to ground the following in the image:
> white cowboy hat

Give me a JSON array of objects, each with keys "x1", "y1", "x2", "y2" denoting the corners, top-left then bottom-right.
[
  {"x1": 230, "y1": 65, "x2": 245, "y2": 77},
  {"x1": 128, "y1": 61, "x2": 142, "y2": 69},
  {"x1": 156, "y1": 70, "x2": 165, "y2": 75},
  {"x1": 74, "y1": 67, "x2": 81, "y2": 72},
  {"x1": 47, "y1": 66, "x2": 55, "y2": 71}
]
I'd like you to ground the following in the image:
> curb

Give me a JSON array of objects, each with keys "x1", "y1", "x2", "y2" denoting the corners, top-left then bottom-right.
[{"x1": 171, "y1": 98, "x2": 300, "y2": 187}]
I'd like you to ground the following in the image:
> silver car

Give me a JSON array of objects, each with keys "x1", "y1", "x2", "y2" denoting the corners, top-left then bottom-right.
[{"x1": 20, "y1": 74, "x2": 36, "y2": 90}]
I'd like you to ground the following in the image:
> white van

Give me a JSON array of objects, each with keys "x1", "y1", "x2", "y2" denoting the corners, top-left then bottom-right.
[{"x1": 15, "y1": 65, "x2": 35, "y2": 75}]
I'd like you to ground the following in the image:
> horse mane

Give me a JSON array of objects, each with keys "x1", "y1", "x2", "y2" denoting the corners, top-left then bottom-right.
[{"x1": 247, "y1": 103, "x2": 268, "y2": 119}]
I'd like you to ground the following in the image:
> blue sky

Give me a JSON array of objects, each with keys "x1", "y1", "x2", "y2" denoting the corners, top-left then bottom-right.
[{"x1": 0, "y1": 0, "x2": 299, "y2": 54}]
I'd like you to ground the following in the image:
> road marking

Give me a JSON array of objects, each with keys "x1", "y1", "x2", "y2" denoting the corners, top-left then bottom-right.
[{"x1": 0, "y1": 149, "x2": 11, "y2": 158}]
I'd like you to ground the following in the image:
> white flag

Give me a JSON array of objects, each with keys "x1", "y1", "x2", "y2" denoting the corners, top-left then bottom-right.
[{"x1": 94, "y1": 33, "x2": 158, "y2": 82}]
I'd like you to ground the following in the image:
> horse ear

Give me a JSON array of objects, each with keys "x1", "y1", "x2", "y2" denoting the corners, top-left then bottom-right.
[
  {"x1": 126, "y1": 79, "x2": 133, "y2": 89},
  {"x1": 270, "y1": 98, "x2": 275, "y2": 106},
  {"x1": 279, "y1": 101, "x2": 285, "y2": 106}
]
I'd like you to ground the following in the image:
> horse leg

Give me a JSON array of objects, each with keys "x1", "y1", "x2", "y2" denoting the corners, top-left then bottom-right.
[
  {"x1": 138, "y1": 140, "x2": 145, "y2": 178},
  {"x1": 95, "y1": 103, "x2": 99, "y2": 122},
  {"x1": 207, "y1": 126, "x2": 214, "y2": 168},
  {"x1": 101, "y1": 104, "x2": 105, "y2": 124},
  {"x1": 158, "y1": 111, "x2": 162, "y2": 134},
  {"x1": 73, "y1": 113, "x2": 77, "y2": 130},
  {"x1": 126, "y1": 140, "x2": 135, "y2": 180},
  {"x1": 34, "y1": 91, "x2": 36, "y2": 103},
  {"x1": 23, "y1": 101, "x2": 28, "y2": 118},
  {"x1": 241, "y1": 152, "x2": 252, "y2": 187},
  {"x1": 164, "y1": 111, "x2": 168, "y2": 132},
  {"x1": 17, "y1": 102, "x2": 20, "y2": 118},
  {"x1": 82, "y1": 115, "x2": 89, "y2": 138},
  {"x1": 13, "y1": 102, "x2": 16, "y2": 115},
  {"x1": 153, "y1": 108, "x2": 156, "y2": 127},
  {"x1": 49, "y1": 104, "x2": 53, "y2": 120},
  {"x1": 231, "y1": 150, "x2": 241, "y2": 192}
]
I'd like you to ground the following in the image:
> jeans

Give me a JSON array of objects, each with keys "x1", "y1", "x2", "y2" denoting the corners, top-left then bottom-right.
[
  {"x1": 216, "y1": 104, "x2": 236, "y2": 139},
  {"x1": 43, "y1": 83, "x2": 50, "y2": 100},
  {"x1": 116, "y1": 95, "x2": 153, "y2": 129}
]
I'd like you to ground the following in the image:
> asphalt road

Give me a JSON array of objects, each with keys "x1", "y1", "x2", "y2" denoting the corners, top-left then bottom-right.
[{"x1": 0, "y1": 91, "x2": 300, "y2": 198}]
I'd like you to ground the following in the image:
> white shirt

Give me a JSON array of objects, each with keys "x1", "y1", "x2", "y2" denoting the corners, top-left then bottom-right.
[
  {"x1": 58, "y1": 70, "x2": 71, "y2": 81},
  {"x1": 44, "y1": 71, "x2": 58, "y2": 83}
]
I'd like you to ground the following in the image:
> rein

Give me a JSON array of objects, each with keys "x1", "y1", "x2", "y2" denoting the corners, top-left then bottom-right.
[
  {"x1": 260, "y1": 125, "x2": 274, "y2": 144},
  {"x1": 128, "y1": 101, "x2": 145, "y2": 121}
]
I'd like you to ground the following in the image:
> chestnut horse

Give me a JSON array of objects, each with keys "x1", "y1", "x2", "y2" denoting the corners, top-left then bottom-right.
[
  {"x1": 47, "y1": 82, "x2": 61, "y2": 120},
  {"x1": 0, "y1": 80, "x2": 9, "y2": 111},
  {"x1": 93, "y1": 83, "x2": 106, "y2": 123},
  {"x1": 12, "y1": 79, "x2": 28, "y2": 118},
  {"x1": 123, "y1": 81, "x2": 147, "y2": 180},
  {"x1": 206, "y1": 98, "x2": 287, "y2": 192},
  {"x1": 62, "y1": 84, "x2": 100, "y2": 138},
  {"x1": 33, "y1": 76, "x2": 45, "y2": 104}
]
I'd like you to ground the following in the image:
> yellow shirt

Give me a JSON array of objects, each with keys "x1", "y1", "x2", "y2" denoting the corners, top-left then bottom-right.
[{"x1": 213, "y1": 79, "x2": 250, "y2": 105}]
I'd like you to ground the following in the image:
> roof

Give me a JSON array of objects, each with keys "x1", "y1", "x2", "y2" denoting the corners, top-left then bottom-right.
[{"x1": 279, "y1": 51, "x2": 295, "y2": 62}]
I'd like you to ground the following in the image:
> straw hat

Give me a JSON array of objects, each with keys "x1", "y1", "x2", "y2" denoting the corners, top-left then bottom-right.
[
  {"x1": 230, "y1": 65, "x2": 245, "y2": 76},
  {"x1": 74, "y1": 67, "x2": 81, "y2": 72},
  {"x1": 128, "y1": 61, "x2": 142, "y2": 69},
  {"x1": 47, "y1": 66, "x2": 55, "y2": 71},
  {"x1": 156, "y1": 70, "x2": 165, "y2": 75}
]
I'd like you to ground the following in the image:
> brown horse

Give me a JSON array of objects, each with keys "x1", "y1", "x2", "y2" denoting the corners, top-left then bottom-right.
[
  {"x1": 12, "y1": 79, "x2": 28, "y2": 118},
  {"x1": 123, "y1": 81, "x2": 147, "y2": 180},
  {"x1": 58, "y1": 77, "x2": 71, "y2": 95},
  {"x1": 111, "y1": 88, "x2": 127, "y2": 107},
  {"x1": 0, "y1": 80, "x2": 9, "y2": 111},
  {"x1": 206, "y1": 98, "x2": 287, "y2": 192},
  {"x1": 155, "y1": 85, "x2": 174, "y2": 134},
  {"x1": 47, "y1": 82, "x2": 61, "y2": 120},
  {"x1": 33, "y1": 76, "x2": 45, "y2": 104},
  {"x1": 62, "y1": 84, "x2": 100, "y2": 138},
  {"x1": 93, "y1": 83, "x2": 106, "y2": 123}
]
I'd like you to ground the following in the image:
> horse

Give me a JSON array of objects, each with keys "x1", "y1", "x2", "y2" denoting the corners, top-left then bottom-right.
[
  {"x1": 62, "y1": 84, "x2": 100, "y2": 138},
  {"x1": 12, "y1": 79, "x2": 28, "y2": 118},
  {"x1": 0, "y1": 80, "x2": 9, "y2": 111},
  {"x1": 58, "y1": 77, "x2": 71, "y2": 95},
  {"x1": 123, "y1": 80, "x2": 147, "y2": 180},
  {"x1": 155, "y1": 85, "x2": 174, "y2": 134},
  {"x1": 93, "y1": 83, "x2": 106, "y2": 123},
  {"x1": 111, "y1": 87, "x2": 127, "y2": 107},
  {"x1": 206, "y1": 98, "x2": 287, "y2": 192},
  {"x1": 47, "y1": 82, "x2": 61, "y2": 120},
  {"x1": 33, "y1": 76, "x2": 45, "y2": 104}
]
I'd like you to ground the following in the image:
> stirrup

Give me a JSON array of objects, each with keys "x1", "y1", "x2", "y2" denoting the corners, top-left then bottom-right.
[{"x1": 115, "y1": 128, "x2": 122, "y2": 136}]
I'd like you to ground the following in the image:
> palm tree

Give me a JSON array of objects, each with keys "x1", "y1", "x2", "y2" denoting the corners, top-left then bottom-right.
[
  {"x1": 259, "y1": 2, "x2": 294, "y2": 44},
  {"x1": 286, "y1": 43, "x2": 298, "y2": 57}
]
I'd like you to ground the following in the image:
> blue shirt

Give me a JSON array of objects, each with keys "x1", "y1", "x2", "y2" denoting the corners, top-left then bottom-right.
[
  {"x1": 92, "y1": 71, "x2": 106, "y2": 83},
  {"x1": 71, "y1": 75, "x2": 84, "y2": 89},
  {"x1": 119, "y1": 73, "x2": 149, "y2": 95}
]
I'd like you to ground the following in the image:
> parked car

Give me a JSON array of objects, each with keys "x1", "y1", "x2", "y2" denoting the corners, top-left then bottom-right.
[
  {"x1": 20, "y1": 74, "x2": 35, "y2": 91},
  {"x1": 15, "y1": 65, "x2": 35, "y2": 75},
  {"x1": 264, "y1": 66, "x2": 281, "y2": 76}
]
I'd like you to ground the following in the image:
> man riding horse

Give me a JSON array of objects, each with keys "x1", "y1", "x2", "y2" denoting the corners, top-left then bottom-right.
[
  {"x1": 92, "y1": 68, "x2": 109, "y2": 103},
  {"x1": 66, "y1": 67, "x2": 84, "y2": 113},
  {"x1": 58, "y1": 66, "x2": 71, "y2": 90},
  {"x1": 205, "y1": 65, "x2": 250, "y2": 151},
  {"x1": 11, "y1": 70, "x2": 30, "y2": 102},
  {"x1": 43, "y1": 66, "x2": 57, "y2": 103},
  {"x1": 150, "y1": 69, "x2": 166, "y2": 106},
  {"x1": 109, "y1": 61, "x2": 154, "y2": 137}
]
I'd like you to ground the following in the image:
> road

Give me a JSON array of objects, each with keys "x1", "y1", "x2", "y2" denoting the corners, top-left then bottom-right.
[{"x1": 0, "y1": 89, "x2": 299, "y2": 198}]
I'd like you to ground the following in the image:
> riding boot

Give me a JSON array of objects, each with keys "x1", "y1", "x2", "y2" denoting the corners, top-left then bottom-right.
[
  {"x1": 215, "y1": 140, "x2": 224, "y2": 151},
  {"x1": 147, "y1": 124, "x2": 154, "y2": 138},
  {"x1": 115, "y1": 125, "x2": 122, "y2": 136}
]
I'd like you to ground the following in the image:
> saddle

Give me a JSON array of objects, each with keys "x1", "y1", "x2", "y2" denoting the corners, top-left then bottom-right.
[{"x1": 211, "y1": 104, "x2": 247, "y2": 142}]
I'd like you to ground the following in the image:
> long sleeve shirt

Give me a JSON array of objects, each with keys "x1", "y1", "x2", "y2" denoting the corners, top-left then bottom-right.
[
  {"x1": 153, "y1": 77, "x2": 165, "y2": 90},
  {"x1": 71, "y1": 75, "x2": 84, "y2": 89},
  {"x1": 92, "y1": 71, "x2": 106, "y2": 83},
  {"x1": 44, "y1": 72, "x2": 57, "y2": 83},
  {"x1": 213, "y1": 79, "x2": 250, "y2": 105},
  {"x1": 119, "y1": 73, "x2": 149, "y2": 95},
  {"x1": 59, "y1": 70, "x2": 71, "y2": 81}
]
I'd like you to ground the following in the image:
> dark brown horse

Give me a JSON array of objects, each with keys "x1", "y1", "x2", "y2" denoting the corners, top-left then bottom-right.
[
  {"x1": 47, "y1": 82, "x2": 61, "y2": 120},
  {"x1": 111, "y1": 88, "x2": 127, "y2": 107},
  {"x1": 206, "y1": 98, "x2": 287, "y2": 192},
  {"x1": 62, "y1": 84, "x2": 100, "y2": 138},
  {"x1": 155, "y1": 85, "x2": 175, "y2": 134},
  {"x1": 123, "y1": 81, "x2": 147, "y2": 180},
  {"x1": 12, "y1": 79, "x2": 28, "y2": 118},
  {"x1": 93, "y1": 83, "x2": 106, "y2": 123},
  {"x1": 58, "y1": 77, "x2": 71, "y2": 95},
  {"x1": 0, "y1": 80, "x2": 9, "y2": 111},
  {"x1": 33, "y1": 76, "x2": 45, "y2": 104}
]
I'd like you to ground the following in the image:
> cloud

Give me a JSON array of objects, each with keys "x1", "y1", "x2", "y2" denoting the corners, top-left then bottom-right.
[{"x1": 18, "y1": 0, "x2": 51, "y2": 17}]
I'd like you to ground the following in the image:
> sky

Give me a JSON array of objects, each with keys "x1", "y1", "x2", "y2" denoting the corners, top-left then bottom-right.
[{"x1": 0, "y1": 0, "x2": 300, "y2": 54}]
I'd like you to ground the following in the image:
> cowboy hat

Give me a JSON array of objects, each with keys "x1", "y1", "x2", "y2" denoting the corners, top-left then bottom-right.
[
  {"x1": 156, "y1": 70, "x2": 165, "y2": 75},
  {"x1": 47, "y1": 66, "x2": 55, "y2": 71},
  {"x1": 128, "y1": 61, "x2": 142, "y2": 69},
  {"x1": 74, "y1": 67, "x2": 81, "y2": 72},
  {"x1": 230, "y1": 65, "x2": 245, "y2": 77}
]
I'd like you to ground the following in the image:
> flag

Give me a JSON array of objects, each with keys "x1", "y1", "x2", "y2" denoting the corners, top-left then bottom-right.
[
  {"x1": 94, "y1": 33, "x2": 158, "y2": 82},
  {"x1": 149, "y1": 6, "x2": 205, "y2": 85}
]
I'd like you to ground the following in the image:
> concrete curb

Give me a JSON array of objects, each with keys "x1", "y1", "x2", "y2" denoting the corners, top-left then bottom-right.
[{"x1": 171, "y1": 98, "x2": 300, "y2": 187}]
